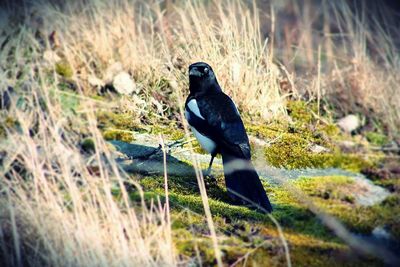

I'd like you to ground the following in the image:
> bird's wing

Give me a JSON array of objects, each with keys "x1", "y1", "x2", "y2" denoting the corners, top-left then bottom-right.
[{"x1": 186, "y1": 93, "x2": 251, "y2": 159}]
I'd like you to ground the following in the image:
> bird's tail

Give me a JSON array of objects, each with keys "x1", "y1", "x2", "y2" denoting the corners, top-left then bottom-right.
[{"x1": 221, "y1": 154, "x2": 273, "y2": 213}]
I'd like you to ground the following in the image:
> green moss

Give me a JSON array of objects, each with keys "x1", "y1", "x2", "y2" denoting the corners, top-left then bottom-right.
[
  {"x1": 246, "y1": 113, "x2": 369, "y2": 171},
  {"x1": 318, "y1": 123, "x2": 340, "y2": 137},
  {"x1": 150, "y1": 125, "x2": 185, "y2": 141},
  {"x1": 287, "y1": 100, "x2": 318, "y2": 125},
  {"x1": 264, "y1": 133, "x2": 313, "y2": 169},
  {"x1": 103, "y1": 129, "x2": 134, "y2": 142},
  {"x1": 285, "y1": 176, "x2": 400, "y2": 237},
  {"x1": 246, "y1": 123, "x2": 286, "y2": 139},
  {"x1": 96, "y1": 111, "x2": 141, "y2": 131},
  {"x1": 136, "y1": 171, "x2": 387, "y2": 240},
  {"x1": 263, "y1": 131, "x2": 372, "y2": 171},
  {"x1": 169, "y1": 129, "x2": 185, "y2": 140},
  {"x1": 328, "y1": 153, "x2": 373, "y2": 172},
  {"x1": 132, "y1": 182, "x2": 382, "y2": 265},
  {"x1": 55, "y1": 60, "x2": 73, "y2": 78},
  {"x1": 143, "y1": 170, "x2": 236, "y2": 203},
  {"x1": 365, "y1": 132, "x2": 388, "y2": 146},
  {"x1": 371, "y1": 195, "x2": 400, "y2": 239},
  {"x1": 121, "y1": 170, "x2": 390, "y2": 266},
  {"x1": 190, "y1": 142, "x2": 209, "y2": 155}
]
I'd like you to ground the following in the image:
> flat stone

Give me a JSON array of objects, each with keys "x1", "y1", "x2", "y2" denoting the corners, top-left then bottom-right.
[
  {"x1": 337, "y1": 114, "x2": 360, "y2": 133},
  {"x1": 112, "y1": 72, "x2": 136, "y2": 95},
  {"x1": 111, "y1": 133, "x2": 390, "y2": 207},
  {"x1": 309, "y1": 144, "x2": 330, "y2": 153}
]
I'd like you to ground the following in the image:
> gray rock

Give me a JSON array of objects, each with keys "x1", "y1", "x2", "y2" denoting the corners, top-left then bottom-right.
[
  {"x1": 309, "y1": 144, "x2": 330, "y2": 153},
  {"x1": 111, "y1": 133, "x2": 390, "y2": 207},
  {"x1": 109, "y1": 140, "x2": 196, "y2": 177},
  {"x1": 337, "y1": 114, "x2": 360, "y2": 133},
  {"x1": 112, "y1": 72, "x2": 136, "y2": 95}
]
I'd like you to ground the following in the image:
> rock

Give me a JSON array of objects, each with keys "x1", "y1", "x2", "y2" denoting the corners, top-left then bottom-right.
[
  {"x1": 109, "y1": 140, "x2": 196, "y2": 177},
  {"x1": 112, "y1": 72, "x2": 136, "y2": 95},
  {"x1": 309, "y1": 144, "x2": 330, "y2": 154},
  {"x1": 337, "y1": 114, "x2": 360, "y2": 133},
  {"x1": 381, "y1": 141, "x2": 400, "y2": 153},
  {"x1": 109, "y1": 132, "x2": 391, "y2": 208},
  {"x1": 351, "y1": 175, "x2": 391, "y2": 206},
  {"x1": 249, "y1": 136, "x2": 270, "y2": 147},
  {"x1": 270, "y1": 62, "x2": 283, "y2": 79}
]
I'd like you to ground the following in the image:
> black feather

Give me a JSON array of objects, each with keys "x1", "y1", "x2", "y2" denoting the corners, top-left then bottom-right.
[
  {"x1": 185, "y1": 62, "x2": 273, "y2": 213},
  {"x1": 222, "y1": 154, "x2": 273, "y2": 213}
]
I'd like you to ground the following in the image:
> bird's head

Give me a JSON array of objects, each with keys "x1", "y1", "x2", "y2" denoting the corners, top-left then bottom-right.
[{"x1": 188, "y1": 62, "x2": 221, "y2": 95}]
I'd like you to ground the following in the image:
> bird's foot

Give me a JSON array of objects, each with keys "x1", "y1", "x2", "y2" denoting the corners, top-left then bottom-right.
[
  {"x1": 204, "y1": 173, "x2": 218, "y2": 188},
  {"x1": 203, "y1": 169, "x2": 216, "y2": 180}
]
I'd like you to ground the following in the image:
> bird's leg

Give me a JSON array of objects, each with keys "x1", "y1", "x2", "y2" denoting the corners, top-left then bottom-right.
[
  {"x1": 206, "y1": 155, "x2": 215, "y2": 175},
  {"x1": 203, "y1": 154, "x2": 218, "y2": 188},
  {"x1": 204, "y1": 154, "x2": 216, "y2": 180}
]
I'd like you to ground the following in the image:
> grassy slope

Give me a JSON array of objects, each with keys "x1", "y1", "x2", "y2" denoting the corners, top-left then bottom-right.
[{"x1": 103, "y1": 101, "x2": 398, "y2": 266}]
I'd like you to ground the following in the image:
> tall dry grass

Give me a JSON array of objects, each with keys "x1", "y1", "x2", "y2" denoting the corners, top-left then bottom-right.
[
  {"x1": 0, "y1": 2, "x2": 177, "y2": 264},
  {"x1": 271, "y1": 0, "x2": 400, "y2": 134},
  {"x1": 0, "y1": 68, "x2": 176, "y2": 266},
  {"x1": 0, "y1": 0, "x2": 399, "y2": 266}
]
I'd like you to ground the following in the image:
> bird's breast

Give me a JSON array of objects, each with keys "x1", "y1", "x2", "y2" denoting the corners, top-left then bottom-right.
[
  {"x1": 185, "y1": 98, "x2": 217, "y2": 154},
  {"x1": 190, "y1": 126, "x2": 217, "y2": 154}
]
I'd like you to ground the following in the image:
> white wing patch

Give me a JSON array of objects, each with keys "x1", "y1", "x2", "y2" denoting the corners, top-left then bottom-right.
[
  {"x1": 185, "y1": 99, "x2": 216, "y2": 154},
  {"x1": 186, "y1": 99, "x2": 205, "y2": 119},
  {"x1": 190, "y1": 126, "x2": 217, "y2": 154}
]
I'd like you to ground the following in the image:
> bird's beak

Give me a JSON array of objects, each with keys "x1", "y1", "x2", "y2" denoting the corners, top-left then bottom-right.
[{"x1": 189, "y1": 68, "x2": 202, "y2": 77}]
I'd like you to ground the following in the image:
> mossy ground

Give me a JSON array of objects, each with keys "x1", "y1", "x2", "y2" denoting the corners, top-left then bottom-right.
[
  {"x1": 127, "y1": 99, "x2": 398, "y2": 265},
  {"x1": 246, "y1": 100, "x2": 378, "y2": 172},
  {"x1": 121, "y1": 172, "x2": 392, "y2": 266},
  {"x1": 65, "y1": 91, "x2": 396, "y2": 266}
]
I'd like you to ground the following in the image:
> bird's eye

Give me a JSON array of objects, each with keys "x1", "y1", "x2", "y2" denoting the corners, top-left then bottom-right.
[{"x1": 204, "y1": 67, "x2": 209, "y2": 73}]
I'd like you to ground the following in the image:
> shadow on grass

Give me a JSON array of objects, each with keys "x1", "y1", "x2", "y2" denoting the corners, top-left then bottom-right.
[
  {"x1": 110, "y1": 140, "x2": 198, "y2": 176},
  {"x1": 111, "y1": 139, "x2": 396, "y2": 264},
  {"x1": 110, "y1": 141, "x2": 341, "y2": 242}
]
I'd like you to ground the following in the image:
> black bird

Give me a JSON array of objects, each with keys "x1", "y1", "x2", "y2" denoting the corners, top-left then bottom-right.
[{"x1": 184, "y1": 62, "x2": 273, "y2": 213}]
